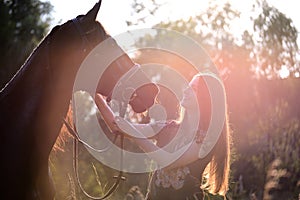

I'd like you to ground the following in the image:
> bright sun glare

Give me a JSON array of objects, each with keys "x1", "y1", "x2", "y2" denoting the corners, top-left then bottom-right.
[
  {"x1": 49, "y1": 0, "x2": 300, "y2": 37},
  {"x1": 279, "y1": 66, "x2": 290, "y2": 79},
  {"x1": 48, "y1": 0, "x2": 255, "y2": 36},
  {"x1": 49, "y1": 0, "x2": 300, "y2": 79}
]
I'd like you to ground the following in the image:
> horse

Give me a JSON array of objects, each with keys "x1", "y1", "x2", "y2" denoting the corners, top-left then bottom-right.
[{"x1": 0, "y1": 1, "x2": 158, "y2": 199}]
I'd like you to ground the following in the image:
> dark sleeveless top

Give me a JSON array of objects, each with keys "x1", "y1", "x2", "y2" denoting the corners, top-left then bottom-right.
[
  {"x1": 147, "y1": 121, "x2": 209, "y2": 200},
  {"x1": 148, "y1": 159, "x2": 205, "y2": 200}
]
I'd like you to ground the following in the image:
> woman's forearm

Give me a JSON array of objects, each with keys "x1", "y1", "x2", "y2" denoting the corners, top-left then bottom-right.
[
  {"x1": 95, "y1": 93, "x2": 118, "y2": 132},
  {"x1": 94, "y1": 95, "x2": 202, "y2": 169}
]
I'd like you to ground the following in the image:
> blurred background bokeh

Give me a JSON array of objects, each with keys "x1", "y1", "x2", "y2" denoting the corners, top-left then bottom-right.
[{"x1": 1, "y1": 0, "x2": 299, "y2": 199}]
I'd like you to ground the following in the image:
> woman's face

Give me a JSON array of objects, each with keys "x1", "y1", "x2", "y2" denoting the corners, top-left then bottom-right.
[{"x1": 180, "y1": 77, "x2": 199, "y2": 109}]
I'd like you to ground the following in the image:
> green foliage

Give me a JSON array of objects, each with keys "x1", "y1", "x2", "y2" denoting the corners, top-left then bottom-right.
[
  {"x1": 124, "y1": 0, "x2": 300, "y2": 199},
  {"x1": 127, "y1": 0, "x2": 161, "y2": 26},
  {"x1": 252, "y1": 0, "x2": 299, "y2": 78},
  {"x1": 256, "y1": 102, "x2": 300, "y2": 199},
  {"x1": 0, "y1": 0, "x2": 52, "y2": 88},
  {"x1": 7, "y1": 0, "x2": 297, "y2": 199},
  {"x1": 263, "y1": 159, "x2": 296, "y2": 200}
]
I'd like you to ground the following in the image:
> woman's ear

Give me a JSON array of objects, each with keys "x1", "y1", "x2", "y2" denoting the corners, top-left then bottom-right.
[{"x1": 84, "y1": 0, "x2": 102, "y2": 22}]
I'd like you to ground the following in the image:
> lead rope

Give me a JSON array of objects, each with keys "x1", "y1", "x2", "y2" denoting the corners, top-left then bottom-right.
[
  {"x1": 63, "y1": 118, "x2": 118, "y2": 153},
  {"x1": 65, "y1": 18, "x2": 155, "y2": 198},
  {"x1": 63, "y1": 118, "x2": 125, "y2": 200},
  {"x1": 61, "y1": 17, "x2": 126, "y2": 199},
  {"x1": 144, "y1": 171, "x2": 154, "y2": 200}
]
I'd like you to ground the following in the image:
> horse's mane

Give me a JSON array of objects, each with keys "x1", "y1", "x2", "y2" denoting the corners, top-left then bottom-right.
[{"x1": 53, "y1": 104, "x2": 73, "y2": 152}]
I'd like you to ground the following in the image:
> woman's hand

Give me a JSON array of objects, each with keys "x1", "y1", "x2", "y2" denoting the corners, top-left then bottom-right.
[
  {"x1": 94, "y1": 93, "x2": 121, "y2": 134},
  {"x1": 95, "y1": 93, "x2": 136, "y2": 138}
]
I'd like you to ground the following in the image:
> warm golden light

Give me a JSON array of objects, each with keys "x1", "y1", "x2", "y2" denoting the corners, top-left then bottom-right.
[{"x1": 279, "y1": 65, "x2": 290, "y2": 79}]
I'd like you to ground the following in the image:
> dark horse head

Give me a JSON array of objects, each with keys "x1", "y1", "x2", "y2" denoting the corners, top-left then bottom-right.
[{"x1": 0, "y1": 1, "x2": 158, "y2": 199}]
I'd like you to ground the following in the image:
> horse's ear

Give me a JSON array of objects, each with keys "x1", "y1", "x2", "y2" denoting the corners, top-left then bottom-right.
[{"x1": 85, "y1": 0, "x2": 102, "y2": 21}]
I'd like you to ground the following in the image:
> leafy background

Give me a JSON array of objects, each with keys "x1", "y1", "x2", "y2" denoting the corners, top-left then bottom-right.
[{"x1": 0, "y1": 0, "x2": 299, "y2": 199}]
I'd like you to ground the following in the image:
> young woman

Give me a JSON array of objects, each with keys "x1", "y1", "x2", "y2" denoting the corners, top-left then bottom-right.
[{"x1": 95, "y1": 72, "x2": 231, "y2": 199}]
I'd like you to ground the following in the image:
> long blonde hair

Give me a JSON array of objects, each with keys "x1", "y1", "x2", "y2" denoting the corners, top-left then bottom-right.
[
  {"x1": 203, "y1": 113, "x2": 230, "y2": 196},
  {"x1": 193, "y1": 73, "x2": 231, "y2": 196}
]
